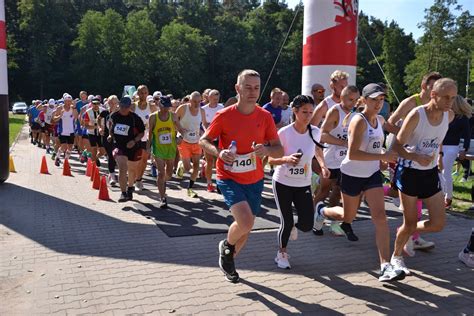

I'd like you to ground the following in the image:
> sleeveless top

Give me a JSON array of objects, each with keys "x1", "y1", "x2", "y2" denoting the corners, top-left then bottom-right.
[
  {"x1": 324, "y1": 95, "x2": 338, "y2": 110},
  {"x1": 152, "y1": 112, "x2": 176, "y2": 160},
  {"x1": 134, "y1": 102, "x2": 151, "y2": 141},
  {"x1": 340, "y1": 113, "x2": 385, "y2": 177},
  {"x1": 323, "y1": 104, "x2": 354, "y2": 169},
  {"x1": 180, "y1": 105, "x2": 202, "y2": 144},
  {"x1": 398, "y1": 106, "x2": 449, "y2": 170},
  {"x1": 60, "y1": 108, "x2": 75, "y2": 135}
]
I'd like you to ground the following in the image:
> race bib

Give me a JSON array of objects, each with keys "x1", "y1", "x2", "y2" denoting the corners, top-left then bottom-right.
[
  {"x1": 368, "y1": 137, "x2": 382, "y2": 154},
  {"x1": 334, "y1": 146, "x2": 347, "y2": 160},
  {"x1": 225, "y1": 153, "x2": 257, "y2": 173},
  {"x1": 186, "y1": 130, "x2": 199, "y2": 142},
  {"x1": 159, "y1": 133, "x2": 172, "y2": 145},
  {"x1": 285, "y1": 163, "x2": 309, "y2": 179},
  {"x1": 114, "y1": 124, "x2": 130, "y2": 136}
]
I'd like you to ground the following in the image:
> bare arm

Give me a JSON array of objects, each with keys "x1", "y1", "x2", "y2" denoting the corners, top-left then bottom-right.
[
  {"x1": 320, "y1": 107, "x2": 347, "y2": 146},
  {"x1": 387, "y1": 97, "x2": 416, "y2": 134},
  {"x1": 147, "y1": 113, "x2": 156, "y2": 149},
  {"x1": 310, "y1": 101, "x2": 327, "y2": 126},
  {"x1": 201, "y1": 108, "x2": 208, "y2": 132}
]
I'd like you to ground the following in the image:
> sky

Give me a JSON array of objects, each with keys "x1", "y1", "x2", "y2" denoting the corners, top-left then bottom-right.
[{"x1": 285, "y1": 0, "x2": 473, "y2": 40}]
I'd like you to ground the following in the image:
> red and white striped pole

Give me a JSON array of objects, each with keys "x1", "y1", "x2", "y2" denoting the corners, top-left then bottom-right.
[
  {"x1": 0, "y1": 0, "x2": 9, "y2": 183},
  {"x1": 302, "y1": 0, "x2": 358, "y2": 96}
]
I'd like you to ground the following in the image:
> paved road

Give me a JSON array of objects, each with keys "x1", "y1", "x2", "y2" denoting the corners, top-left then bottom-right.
[{"x1": 1, "y1": 127, "x2": 473, "y2": 315}]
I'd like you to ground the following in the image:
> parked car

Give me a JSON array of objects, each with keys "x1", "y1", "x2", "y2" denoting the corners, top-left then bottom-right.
[{"x1": 12, "y1": 102, "x2": 28, "y2": 114}]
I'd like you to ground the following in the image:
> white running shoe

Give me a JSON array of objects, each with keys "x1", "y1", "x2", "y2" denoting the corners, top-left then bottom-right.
[
  {"x1": 274, "y1": 251, "x2": 291, "y2": 269},
  {"x1": 108, "y1": 173, "x2": 117, "y2": 186},
  {"x1": 313, "y1": 202, "x2": 325, "y2": 231},
  {"x1": 135, "y1": 180, "x2": 143, "y2": 192},
  {"x1": 413, "y1": 237, "x2": 435, "y2": 250},
  {"x1": 176, "y1": 161, "x2": 184, "y2": 179},
  {"x1": 391, "y1": 256, "x2": 411, "y2": 276},
  {"x1": 330, "y1": 222, "x2": 345, "y2": 236},
  {"x1": 403, "y1": 237, "x2": 416, "y2": 257},
  {"x1": 458, "y1": 251, "x2": 474, "y2": 268},
  {"x1": 290, "y1": 226, "x2": 298, "y2": 241}
]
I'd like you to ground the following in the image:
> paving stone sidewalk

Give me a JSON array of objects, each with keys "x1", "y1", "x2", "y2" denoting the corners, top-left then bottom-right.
[{"x1": 1, "y1": 126, "x2": 473, "y2": 315}]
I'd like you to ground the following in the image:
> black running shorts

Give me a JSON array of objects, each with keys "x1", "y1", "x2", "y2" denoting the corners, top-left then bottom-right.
[{"x1": 395, "y1": 165, "x2": 441, "y2": 199}]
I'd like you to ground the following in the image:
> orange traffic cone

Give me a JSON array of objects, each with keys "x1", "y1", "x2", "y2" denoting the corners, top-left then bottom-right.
[
  {"x1": 40, "y1": 156, "x2": 49, "y2": 174},
  {"x1": 90, "y1": 163, "x2": 96, "y2": 182},
  {"x1": 63, "y1": 158, "x2": 72, "y2": 176},
  {"x1": 92, "y1": 167, "x2": 101, "y2": 190},
  {"x1": 98, "y1": 175, "x2": 110, "y2": 200},
  {"x1": 85, "y1": 158, "x2": 92, "y2": 177}
]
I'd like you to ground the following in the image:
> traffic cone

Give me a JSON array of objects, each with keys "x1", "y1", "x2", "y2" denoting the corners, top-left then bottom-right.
[
  {"x1": 63, "y1": 158, "x2": 72, "y2": 176},
  {"x1": 98, "y1": 175, "x2": 110, "y2": 200},
  {"x1": 9, "y1": 155, "x2": 16, "y2": 172},
  {"x1": 90, "y1": 163, "x2": 96, "y2": 182},
  {"x1": 85, "y1": 158, "x2": 92, "y2": 177},
  {"x1": 92, "y1": 167, "x2": 101, "y2": 190},
  {"x1": 40, "y1": 156, "x2": 49, "y2": 174}
]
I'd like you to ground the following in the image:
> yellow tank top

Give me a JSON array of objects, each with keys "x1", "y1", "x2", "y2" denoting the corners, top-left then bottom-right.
[{"x1": 152, "y1": 111, "x2": 176, "y2": 159}]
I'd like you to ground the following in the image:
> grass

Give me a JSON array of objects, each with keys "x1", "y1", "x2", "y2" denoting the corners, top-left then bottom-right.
[
  {"x1": 451, "y1": 162, "x2": 474, "y2": 216},
  {"x1": 9, "y1": 113, "x2": 25, "y2": 146}
]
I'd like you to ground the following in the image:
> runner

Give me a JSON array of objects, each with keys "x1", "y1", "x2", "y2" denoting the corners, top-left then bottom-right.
[
  {"x1": 387, "y1": 72, "x2": 442, "y2": 255},
  {"x1": 200, "y1": 69, "x2": 283, "y2": 283},
  {"x1": 83, "y1": 97, "x2": 105, "y2": 167},
  {"x1": 459, "y1": 228, "x2": 474, "y2": 267},
  {"x1": 310, "y1": 70, "x2": 349, "y2": 126},
  {"x1": 74, "y1": 91, "x2": 88, "y2": 153},
  {"x1": 175, "y1": 91, "x2": 207, "y2": 198},
  {"x1": 262, "y1": 88, "x2": 284, "y2": 129},
  {"x1": 313, "y1": 83, "x2": 404, "y2": 282},
  {"x1": 148, "y1": 96, "x2": 182, "y2": 208},
  {"x1": 269, "y1": 95, "x2": 330, "y2": 269},
  {"x1": 312, "y1": 85, "x2": 359, "y2": 235},
  {"x1": 28, "y1": 100, "x2": 42, "y2": 145},
  {"x1": 38, "y1": 99, "x2": 57, "y2": 153},
  {"x1": 108, "y1": 96, "x2": 145, "y2": 202},
  {"x1": 280, "y1": 91, "x2": 292, "y2": 126},
  {"x1": 133, "y1": 85, "x2": 157, "y2": 191},
  {"x1": 98, "y1": 95, "x2": 119, "y2": 185},
  {"x1": 390, "y1": 78, "x2": 457, "y2": 275},
  {"x1": 54, "y1": 94, "x2": 78, "y2": 166},
  {"x1": 202, "y1": 89, "x2": 224, "y2": 192}
]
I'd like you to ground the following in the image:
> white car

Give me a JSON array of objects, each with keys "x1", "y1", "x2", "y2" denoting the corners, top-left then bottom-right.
[{"x1": 12, "y1": 102, "x2": 28, "y2": 114}]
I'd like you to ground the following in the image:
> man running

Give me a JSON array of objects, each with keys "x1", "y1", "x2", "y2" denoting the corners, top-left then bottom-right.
[
  {"x1": 313, "y1": 85, "x2": 359, "y2": 235},
  {"x1": 38, "y1": 99, "x2": 57, "y2": 153},
  {"x1": 280, "y1": 91, "x2": 292, "y2": 126},
  {"x1": 202, "y1": 89, "x2": 224, "y2": 192},
  {"x1": 148, "y1": 96, "x2": 182, "y2": 208},
  {"x1": 310, "y1": 70, "x2": 349, "y2": 127},
  {"x1": 98, "y1": 95, "x2": 119, "y2": 185},
  {"x1": 263, "y1": 88, "x2": 284, "y2": 129},
  {"x1": 176, "y1": 91, "x2": 207, "y2": 198},
  {"x1": 28, "y1": 100, "x2": 42, "y2": 145},
  {"x1": 200, "y1": 69, "x2": 283, "y2": 283},
  {"x1": 74, "y1": 91, "x2": 88, "y2": 153},
  {"x1": 54, "y1": 94, "x2": 78, "y2": 166},
  {"x1": 311, "y1": 83, "x2": 325, "y2": 105},
  {"x1": 390, "y1": 78, "x2": 456, "y2": 275},
  {"x1": 133, "y1": 85, "x2": 157, "y2": 191},
  {"x1": 83, "y1": 97, "x2": 105, "y2": 166}
]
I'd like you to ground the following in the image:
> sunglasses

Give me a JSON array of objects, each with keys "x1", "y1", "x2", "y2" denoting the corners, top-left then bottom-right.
[{"x1": 312, "y1": 89, "x2": 325, "y2": 93}]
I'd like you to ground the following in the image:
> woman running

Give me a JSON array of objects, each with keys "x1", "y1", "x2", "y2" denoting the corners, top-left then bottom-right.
[{"x1": 269, "y1": 95, "x2": 330, "y2": 269}]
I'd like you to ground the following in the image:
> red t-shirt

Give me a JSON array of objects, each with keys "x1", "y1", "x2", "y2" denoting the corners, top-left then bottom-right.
[{"x1": 204, "y1": 104, "x2": 279, "y2": 184}]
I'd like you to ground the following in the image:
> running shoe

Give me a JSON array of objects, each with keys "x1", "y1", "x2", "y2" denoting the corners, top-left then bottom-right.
[
  {"x1": 312, "y1": 228, "x2": 324, "y2": 236},
  {"x1": 46, "y1": 147, "x2": 52, "y2": 154},
  {"x1": 54, "y1": 158, "x2": 60, "y2": 167},
  {"x1": 151, "y1": 165, "x2": 157, "y2": 177},
  {"x1": 160, "y1": 198, "x2": 168, "y2": 209},
  {"x1": 312, "y1": 202, "x2": 325, "y2": 231},
  {"x1": 51, "y1": 152, "x2": 56, "y2": 160},
  {"x1": 126, "y1": 187, "x2": 134, "y2": 201},
  {"x1": 379, "y1": 264, "x2": 405, "y2": 282},
  {"x1": 391, "y1": 256, "x2": 411, "y2": 275},
  {"x1": 290, "y1": 226, "x2": 298, "y2": 241},
  {"x1": 176, "y1": 161, "x2": 184, "y2": 179},
  {"x1": 108, "y1": 173, "x2": 117, "y2": 186},
  {"x1": 118, "y1": 192, "x2": 128, "y2": 203},
  {"x1": 135, "y1": 180, "x2": 144, "y2": 192},
  {"x1": 187, "y1": 188, "x2": 198, "y2": 198},
  {"x1": 458, "y1": 251, "x2": 474, "y2": 268},
  {"x1": 340, "y1": 222, "x2": 359, "y2": 241},
  {"x1": 403, "y1": 237, "x2": 416, "y2": 257},
  {"x1": 207, "y1": 183, "x2": 216, "y2": 193},
  {"x1": 218, "y1": 240, "x2": 239, "y2": 283},
  {"x1": 275, "y1": 251, "x2": 291, "y2": 269},
  {"x1": 329, "y1": 222, "x2": 345, "y2": 236},
  {"x1": 413, "y1": 237, "x2": 435, "y2": 250}
]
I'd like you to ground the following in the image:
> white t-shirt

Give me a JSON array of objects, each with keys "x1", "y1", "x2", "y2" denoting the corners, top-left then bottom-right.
[
  {"x1": 202, "y1": 103, "x2": 224, "y2": 124},
  {"x1": 273, "y1": 124, "x2": 321, "y2": 187},
  {"x1": 280, "y1": 107, "x2": 292, "y2": 126}
]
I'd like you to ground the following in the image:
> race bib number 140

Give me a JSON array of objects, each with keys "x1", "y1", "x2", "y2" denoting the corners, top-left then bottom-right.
[{"x1": 225, "y1": 153, "x2": 257, "y2": 173}]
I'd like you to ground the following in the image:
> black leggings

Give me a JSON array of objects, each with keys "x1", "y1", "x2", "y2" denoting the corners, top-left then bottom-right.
[
  {"x1": 102, "y1": 136, "x2": 116, "y2": 173},
  {"x1": 273, "y1": 180, "x2": 314, "y2": 248}
]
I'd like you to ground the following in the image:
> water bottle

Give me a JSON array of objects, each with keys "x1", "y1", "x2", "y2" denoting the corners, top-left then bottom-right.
[{"x1": 225, "y1": 140, "x2": 237, "y2": 167}]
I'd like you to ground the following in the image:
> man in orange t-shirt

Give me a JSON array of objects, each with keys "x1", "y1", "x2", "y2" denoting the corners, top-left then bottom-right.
[{"x1": 200, "y1": 69, "x2": 283, "y2": 283}]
